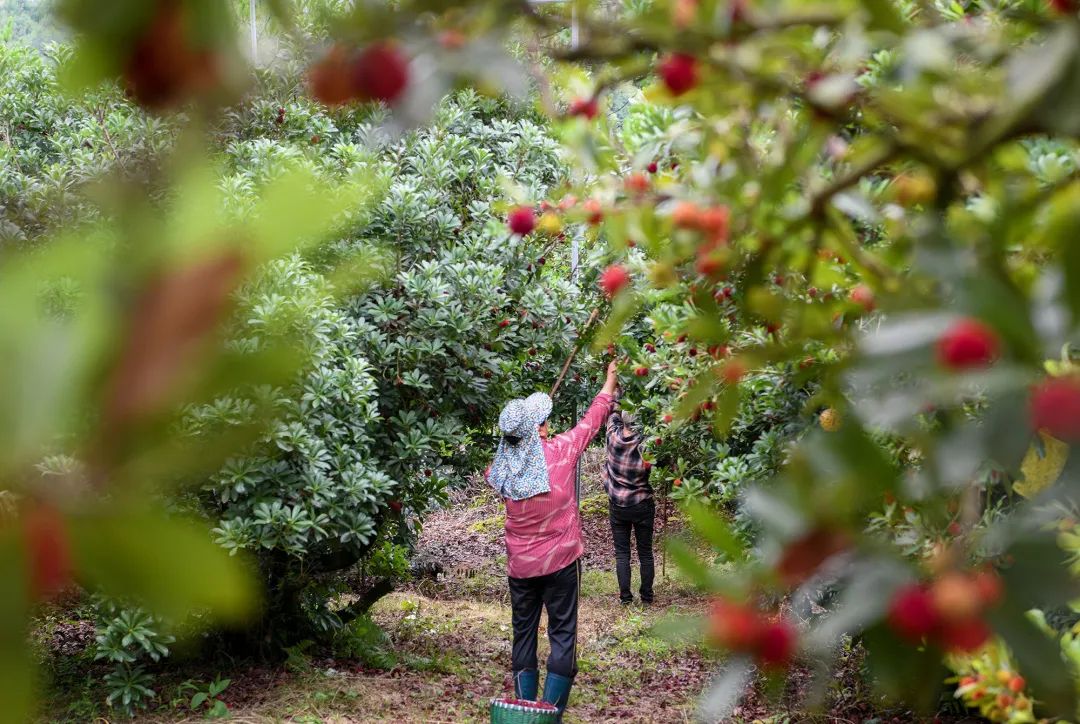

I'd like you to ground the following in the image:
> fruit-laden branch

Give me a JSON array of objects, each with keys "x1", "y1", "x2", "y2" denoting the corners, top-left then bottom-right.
[{"x1": 551, "y1": 308, "x2": 600, "y2": 398}]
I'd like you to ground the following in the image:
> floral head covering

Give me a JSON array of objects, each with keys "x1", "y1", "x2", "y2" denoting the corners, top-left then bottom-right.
[{"x1": 489, "y1": 392, "x2": 553, "y2": 500}]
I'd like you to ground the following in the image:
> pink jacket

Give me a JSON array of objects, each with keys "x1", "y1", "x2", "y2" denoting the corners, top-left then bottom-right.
[{"x1": 495, "y1": 393, "x2": 614, "y2": 579}]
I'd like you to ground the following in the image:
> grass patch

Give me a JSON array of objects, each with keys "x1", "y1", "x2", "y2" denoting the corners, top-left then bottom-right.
[
  {"x1": 468, "y1": 512, "x2": 505, "y2": 535},
  {"x1": 580, "y1": 569, "x2": 619, "y2": 599},
  {"x1": 579, "y1": 493, "x2": 609, "y2": 518}
]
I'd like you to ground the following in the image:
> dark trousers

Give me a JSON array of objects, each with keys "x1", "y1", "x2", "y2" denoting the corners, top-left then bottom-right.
[
  {"x1": 508, "y1": 559, "x2": 580, "y2": 678},
  {"x1": 609, "y1": 499, "x2": 655, "y2": 603}
]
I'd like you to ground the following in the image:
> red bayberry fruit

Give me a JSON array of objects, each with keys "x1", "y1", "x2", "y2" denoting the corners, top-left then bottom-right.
[
  {"x1": 755, "y1": 618, "x2": 798, "y2": 669},
  {"x1": 1009, "y1": 675, "x2": 1025, "y2": 692},
  {"x1": 658, "y1": 53, "x2": 699, "y2": 96},
  {"x1": 1030, "y1": 377, "x2": 1080, "y2": 440},
  {"x1": 973, "y1": 569, "x2": 1003, "y2": 607},
  {"x1": 947, "y1": 521, "x2": 963, "y2": 536},
  {"x1": 352, "y1": 41, "x2": 410, "y2": 104},
  {"x1": 508, "y1": 206, "x2": 537, "y2": 235},
  {"x1": 662, "y1": 414, "x2": 673, "y2": 424},
  {"x1": 498, "y1": 319, "x2": 510, "y2": 328},
  {"x1": 777, "y1": 528, "x2": 850, "y2": 588},
  {"x1": 708, "y1": 598, "x2": 763, "y2": 651},
  {"x1": 634, "y1": 366, "x2": 649, "y2": 376},
  {"x1": 937, "y1": 616, "x2": 991, "y2": 652},
  {"x1": 937, "y1": 318, "x2": 1000, "y2": 370},
  {"x1": 931, "y1": 572, "x2": 984, "y2": 621},
  {"x1": 996, "y1": 694, "x2": 1014, "y2": 708},
  {"x1": 568, "y1": 96, "x2": 599, "y2": 119},
  {"x1": 583, "y1": 198, "x2": 604, "y2": 225},
  {"x1": 672, "y1": 201, "x2": 701, "y2": 229},
  {"x1": 310, "y1": 44, "x2": 356, "y2": 106},
  {"x1": 600, "y1": 264, "x2": 631, "y2": 298},
  {"x1": 850, "y1": 284, "x2": 875, "y2": 312},
  {"x1": 696, "y1": 251, "x2": 725, "y2": 279},
  {"x1": 887, "y1": 584, "x2": 940, "y2": 642},
  {"x1": 673, "y1": 478, "x2": 682, "y2": 487},
  {"x1": 1049, "y1": 0, "x2": 1079, "y2": 14},
  {"x1": 437, "y1": 29, "x2": 468, "y2": 50},
  {"x1": 23, "y1": 503, "x2": 73, "y2": 601},
  {"x1": 722, "y1": 359, "x2": 747, "y2": 384},
  {"x1": 644, "y1": 343, "x2": 656, "y2": 353},
  {"x1": 647, "y1": 161, "x2": 659, "y2": 174},
  {"x1": 388, "y1": 500, "x2": 403, "y2": 513},
  {"x1": 123, "y1": 1, "x2": 219, "y2": 110},
  {"x1": 698, "y1": 206, "x2": 730, "y2": 242},
  {"x1": 625, "y1": 172, "x2": 650, "y2": 195}
]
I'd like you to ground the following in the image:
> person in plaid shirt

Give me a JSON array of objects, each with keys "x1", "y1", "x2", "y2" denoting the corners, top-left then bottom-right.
[{"x1": 603, "y1": 405, "x2": 655, "y2": 605}]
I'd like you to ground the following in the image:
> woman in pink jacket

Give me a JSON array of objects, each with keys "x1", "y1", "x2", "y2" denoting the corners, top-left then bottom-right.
[{"x1": 486, "y1": 361, "x2": 618, "y2": 720}]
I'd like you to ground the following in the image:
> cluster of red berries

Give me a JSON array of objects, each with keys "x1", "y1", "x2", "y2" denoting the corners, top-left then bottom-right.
[
  {"x1": 887, "y1": 568, "x2": 1002, "y2": 652},
  {"x1": 309, "y1": 42, "x2": 410, "y2": 107},
  {"x1": 708, "y1": 598, "x2": 798, "y2": 669}
]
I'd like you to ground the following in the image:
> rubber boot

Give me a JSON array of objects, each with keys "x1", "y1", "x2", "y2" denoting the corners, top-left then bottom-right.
[
  {"x1": 541, "y1": 672, "x2": 573, "y2": 721},
  {"x1": 514, "y1": 669, "x2": 539, "y2": 701}
]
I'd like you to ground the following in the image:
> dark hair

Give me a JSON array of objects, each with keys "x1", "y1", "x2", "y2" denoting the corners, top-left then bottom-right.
[{"x1": 503, "y1": 434, "x2": 521, "y2": 445}]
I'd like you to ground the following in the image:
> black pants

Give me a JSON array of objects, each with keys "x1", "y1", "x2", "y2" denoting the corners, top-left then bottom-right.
[
  {"x1": 609, "y1": 499, "x2": 655, "y2": 603},
  {"x1": 508, "y1": 559, "x2": 580, "y2": 678}
]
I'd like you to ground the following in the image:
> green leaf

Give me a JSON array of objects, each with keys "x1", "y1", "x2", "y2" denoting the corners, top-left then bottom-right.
[
  {"x1": 860, "y1": 0, "x2": 906, "y2": 35},
  {"x1": 70, "y1": 509, "x2": 257, "y2": 622},
  {"x1": 684, "y1": 502, "x2": 746, "y2": 562},
  {"x1": 190, "y1": 692, "x2": 208, "y2": 709},
  {"x1": 862, "y1": 624, "x2": 945, "y2": 711}
]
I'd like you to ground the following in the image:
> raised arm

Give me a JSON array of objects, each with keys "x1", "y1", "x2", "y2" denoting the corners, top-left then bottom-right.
[{"x1": 555, "y1": 361, "x2": 619, "y2": 460}]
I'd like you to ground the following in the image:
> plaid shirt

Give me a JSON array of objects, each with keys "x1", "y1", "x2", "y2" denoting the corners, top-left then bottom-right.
[{"x1": 603, "y1": 412, "x2": 653, "y2": 507}]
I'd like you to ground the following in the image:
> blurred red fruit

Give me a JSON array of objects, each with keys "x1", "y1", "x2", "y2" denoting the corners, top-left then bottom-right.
[
  {"x1": 662, "y1": 414, "x2": 673, "y2": 424},
  {"x1": 887, "y1": 584, "x2": 940, "y2": 642},
  {"x1": 777, "y1": 528, "x2": 850, "y2": 587},
  {"x1": 634, "y1": 366, "x2": 649, "y2": 376},
  {"x1": 755, "y1": 618, "x2": 798, "y2": 669},
  {"x1": 584, "y1": 199, "x2": 604, "y2": 224},
  {"x1": 672, "y1": 201, "x2": 701, "y2": 229},
  {"x1": 937, "y1": 318, "x2": 999, "y2": 370},
  {"x1": 1049, "y1": 0, "x2": 1079, "y2": 13},
  {"x1": 309, "y1": 44, "x2": 356, "y2": 106},
  {"x1": 708, "y1": 598, "x2": 763, "y2": 651},
  {"x1": 673, "y1": 478, "x2": 682, "y2": 487},
  {"x1": 931, "y1": 572, "x2": 984, "y2": 621},
  {"x1": 600, "y1": 264, "x2": 631, "y2": 298},
  {"x1": 1008, "y1": 675, "x2": 1025, "y2": 692},
  {"x1": 23, "y1": 503, "x2": 73, "y2": 601},
  {"x1": 850, "y1": 284, "x2": 875, "y2": 311},
  {"x1": 437, "y1": 29, "x2": 468, "y2": 50},
  {"x1": 658, "y1": 53, "x2": 699, "y2": 95},
  {"x1": 123, "y1": 1, "x2": 219, "y2": 110},
  {"x1": 722, "y1": 360, "x2": 747, "y2": 384},
  {"x1": 568, "y1": 97, "x2": 599, "y2": 119},
  {"x1": 937, "y1": 617, "x2": 991, "y2": 652},
  {"x1": 625, "y1": 172, "x2": 650, "y2": 195},
  {"x1": 698, "y1": 205, "x2": 730, "y2": 243},
  {"x1": 973, "y1": 569, "x2": 1003, "y2": 607},
  {"x1": 352, "y1": 42, "x2": 410, "y2": 104},
  {"x1": 498, "y1": 319, "x2": 510, "y2": 328},
  {"x1": 644, "y1": 343, "x2": 656, "y2": 353},
  {"x1": 647, "y1": 161, "x2": 659, "y2": 173},
  {"x1": 508, "y1": 206, "x2": 537, "y2": 235},
  {"x1": 388, "y1": 500, "x2": 403, "y2": 513},
  {"x1": 1030, "y1": 377, "x2": 1080, "y2": 440}
]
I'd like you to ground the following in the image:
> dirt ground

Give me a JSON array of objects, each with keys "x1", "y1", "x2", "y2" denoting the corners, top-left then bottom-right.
[{"x1": 40, "y1": 451, "x2": 954, "y2": 723}]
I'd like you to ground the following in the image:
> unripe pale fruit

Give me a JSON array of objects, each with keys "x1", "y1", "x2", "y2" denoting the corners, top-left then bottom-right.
[
  {"x1": 819, "y1": 408, "x2": 841, "y2": 432},
  {"x1": 891, "y1": 171, "x2": 937, "y2": 206},
  {"x1": 537, "y1": 211, "x2": 563, "y2": 235}
]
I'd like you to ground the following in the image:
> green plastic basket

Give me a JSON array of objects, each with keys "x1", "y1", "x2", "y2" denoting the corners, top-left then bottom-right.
[{"x1": 489, "y1": 697, "x2": 560, "y2": 724}]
